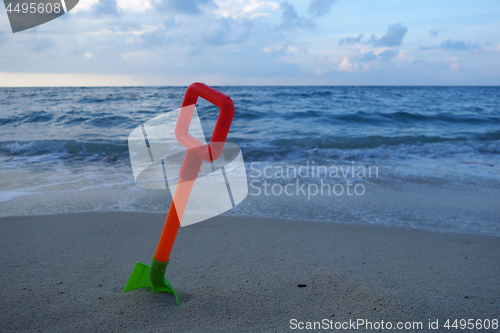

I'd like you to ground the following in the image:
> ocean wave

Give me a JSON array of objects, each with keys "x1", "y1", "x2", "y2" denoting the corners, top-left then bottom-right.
[
  {"x1": 1, "y1": 133, "x2": 498, "y2": 168},
  {"x1": 280, "y1": 110, "x2": 500, "y2": 125},
  {"x1": 0, "y1": 110, "x2": 137, "y2": 130},
  {"x1": 312, "y1": 140, "x2": 500, "y2": 160},
  {"x1": 271, "y1": 90, "x2": 333, "y2": 98},
  {"x1": 0, "y1": 86, "x2": 498, "y2": 168},
  {"x1": 0, "y1": 111, "x2": 54, "y2": 125},
  {"x1": 266, "y1": 131, "x2": 500, "y2": 149},
  {"x1": 0, "y1": 140, "x2": 129, "y2": 161},
  {"x1": 85, "y1": 115, "x2": 131, "y2": 127},
  {"x1": 238, "y1": 135, "x2": 500, "y2": 162}
]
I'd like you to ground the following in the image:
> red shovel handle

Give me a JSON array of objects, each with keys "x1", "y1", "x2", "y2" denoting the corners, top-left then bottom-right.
[{"x1": 175, "y1": 82, "x2": 235, "y2": 162}]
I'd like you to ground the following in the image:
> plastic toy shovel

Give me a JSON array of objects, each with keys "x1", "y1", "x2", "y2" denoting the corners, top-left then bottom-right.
[{"x1": 124, "y1": 83, "x2": 235, "y2": 305}]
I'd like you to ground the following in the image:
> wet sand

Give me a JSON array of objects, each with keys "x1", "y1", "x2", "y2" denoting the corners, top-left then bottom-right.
[{"x1": 1, "y1": 212, "x2": 499, "y2": 332}]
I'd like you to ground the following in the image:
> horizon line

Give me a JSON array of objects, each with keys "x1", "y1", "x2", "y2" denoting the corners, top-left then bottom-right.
[{"x1": 1, "y1": 84, "x2": 500, "y2": 88}]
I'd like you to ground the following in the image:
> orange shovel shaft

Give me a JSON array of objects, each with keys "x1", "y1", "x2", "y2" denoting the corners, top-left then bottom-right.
[
  {"x1": 152, "y1": 83, "x2": 234, "y2": 264},
  {"x1": 154, "y1": 177, "x2": 195, "y2": 263}
]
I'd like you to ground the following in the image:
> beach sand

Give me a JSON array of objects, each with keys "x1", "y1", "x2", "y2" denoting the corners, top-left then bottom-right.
[{"x1": 1, "y1": 212, "x2": 499, "y2": 332}]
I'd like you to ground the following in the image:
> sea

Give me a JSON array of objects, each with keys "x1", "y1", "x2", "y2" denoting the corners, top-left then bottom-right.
[{"x1": 1, "y1": 86, "x2": 499, "y2": 235}]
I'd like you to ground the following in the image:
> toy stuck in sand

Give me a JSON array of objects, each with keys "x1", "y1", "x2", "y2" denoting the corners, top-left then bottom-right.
[{"x1": 124, "y1": 83, "x2": 248, "y2": 305}]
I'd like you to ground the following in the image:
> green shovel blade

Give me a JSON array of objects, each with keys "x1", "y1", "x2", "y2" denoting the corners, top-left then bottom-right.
[{"x1": 124, "y1": 255, "x2": 179, "y2": 305}]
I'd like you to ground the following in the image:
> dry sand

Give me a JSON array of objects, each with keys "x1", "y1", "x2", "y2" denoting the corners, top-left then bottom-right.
[{"x1": 1, "y1": 212, "x2": 499, "y2": 332}]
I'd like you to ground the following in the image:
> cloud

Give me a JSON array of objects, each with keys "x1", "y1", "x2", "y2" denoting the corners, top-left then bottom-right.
[
  {"x1": 197, "y1": 17, "x2": 254, "y2": 46},
  {"x1": 337, "y1": 56, "x2": 357, "y2": 72},
  {"x1": 481, "y1": 44, "x2": 500, "y2": 54},
  {"x1": 163, "y1": 17, "x2": 179, "y2": 28},
  {"x1": 115, "y1": 0, "x2": 154, "y2": 12},
  {"x1": 279, "y1": 0, "x2": 339, "y2": 31},
  {"x1": 339, "y1": 23, "x2": 407, "y2": 47},
  {"x1": 308, "y1": 0, "x2": 338, "y2": 17},
  {"x1": 27, "y1": 38, "x2": 55, "y2": 52},
  {"x1": 156, "y1": 0, "x2": 216, "y2": 14},
  {"x1": 439, "y1": 39, "x2": 479, "y2": 51},
  {"x1": 214, "y1": 0, "x2": 280, "y2": 19},
  {"x1": 359, "y1": 51, "x2": 376, "y2": 62},
  {"x1": 378, "y1": 49, "x2": 399, "y2": 61},
  {"x1": 3, "y1": 0, "x2": 498, "y2": 86},
  {"x1": 139, "y1": 28, "x2": 173, "y2": 48},
  {"x1": 372, "y1": 23, "x2": 407, "y2": 47},
  {"x1": 358, "y1": 49, "x2": 399, "y2": 62},
  {"x1": 429, "y1": 28, "x2": 441, "y2": 37},
  {"x1": 279, "y1": 2, "x2": 299, "y2": 29},
  {"x1": 135, "y1": 18, "x2": 180, "y2": 48},
  {"x1": 91, "y1": 0, "x2": 121, "y2": 16},
  {"x1": 279, "y1": 2, "x2": 314, "y2": 30},
  {"x1": 339, "y1": 34, "x2": 364, "y2": 45},
  {"x1": 138, "y1": 15, "x2": 254, "y2": 52},
  {"x1": 203, "y1": 18, "x2": 232, "y2": 45}
]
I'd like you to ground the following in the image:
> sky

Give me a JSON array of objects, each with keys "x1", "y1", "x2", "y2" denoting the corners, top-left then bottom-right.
[{"x1": 0, "y1": 0, "x2": 499, "y2": 86}]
